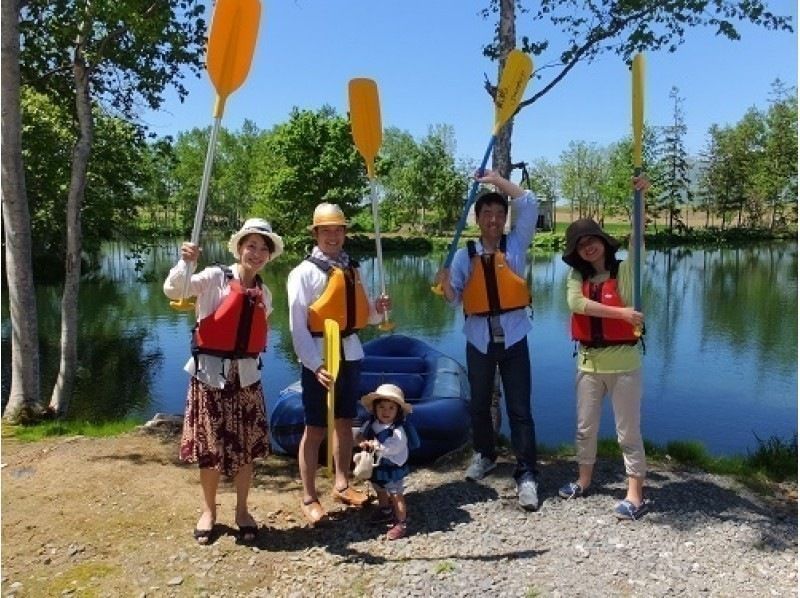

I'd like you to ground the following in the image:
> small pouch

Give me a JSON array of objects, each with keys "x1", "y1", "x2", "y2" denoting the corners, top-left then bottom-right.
[{"x1": 352, "y1": 448, "x2": 381, "y2": 481}]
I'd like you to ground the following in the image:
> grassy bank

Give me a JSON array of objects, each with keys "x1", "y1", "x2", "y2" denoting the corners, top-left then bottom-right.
[
  {"x1": 4, "y1": 419, "x2": 795, "y2": 496},
  {"x1": 545, "y1": 434, "x2": 797, "y2": 497}
]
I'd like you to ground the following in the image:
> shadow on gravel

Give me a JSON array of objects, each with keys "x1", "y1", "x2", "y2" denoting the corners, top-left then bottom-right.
[
  {"x1": 644, "y1": 474, "x2": 797, "y2": 550},
  {"x1": 241, "y1": 479, "x2": 522, "y2": 564}
]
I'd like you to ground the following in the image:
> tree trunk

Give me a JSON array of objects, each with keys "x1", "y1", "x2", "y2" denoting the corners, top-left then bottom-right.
[
  {"x1": 49, "y1": 16, "x2": 94, "y2": 417},
  {"x1": 1, "y1": 0, "x2": 43, "y2": 423},
  {"x1": 493, "y1": 0, "x2": 516, "y2": 179}
]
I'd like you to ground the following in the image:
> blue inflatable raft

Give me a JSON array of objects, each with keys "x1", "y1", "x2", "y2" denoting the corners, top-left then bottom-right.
[{"x1": 268, "y1": 334, "x2": 471, "y2": 463}]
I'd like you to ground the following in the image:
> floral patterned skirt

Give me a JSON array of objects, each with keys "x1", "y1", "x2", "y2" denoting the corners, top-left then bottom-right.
[{"x1": 179, "y1": 362, "x2": 269, "y2": 478}]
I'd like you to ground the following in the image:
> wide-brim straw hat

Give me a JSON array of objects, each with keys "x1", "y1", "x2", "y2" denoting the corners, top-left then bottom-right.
[
  {"x1": 562, "y1": 218, "x2": 620, "y2": 269},
  {"x1": 361, "y1": 383, "x2": 413, "y2": 415},
  {"x1": 308, "y1": 202, "x2": 349, "y2": 231},
  {"x1": 228, "y1": 218, "x2": 284, "y2": 262}
]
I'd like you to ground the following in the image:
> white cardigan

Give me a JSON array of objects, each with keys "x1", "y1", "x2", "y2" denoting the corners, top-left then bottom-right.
[{"x1": 163, "y1": 260, "x2": 273, "y2": 389}]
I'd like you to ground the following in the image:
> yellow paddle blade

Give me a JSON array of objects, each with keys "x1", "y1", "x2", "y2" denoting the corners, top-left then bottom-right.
[
  {"x1": 632, "y1": 53, "x2": 645, "y2": 168},
  {"x1": 493, "y1": 49, "x2": 534, "y2": 135},
  {"x1": 206, "y1": 0, "x2": 262, "y2": 117},
  {"x1": 348, "y1": 78, "x2": 382, "y2": 178},
  {"x1": 169, "y1": 297, "x2": 196, "y2": 311},
  {"x1": 324, "y1": 319, "x2": 341, "y2": 380}
]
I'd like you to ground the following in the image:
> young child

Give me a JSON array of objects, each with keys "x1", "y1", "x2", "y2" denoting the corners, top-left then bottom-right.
[
  {"x1": 163, "y1": 218, "x2": 283, "y2": 544},
  {"x1": 358, "y1": 384, "x2": 420, "y2": 540}
]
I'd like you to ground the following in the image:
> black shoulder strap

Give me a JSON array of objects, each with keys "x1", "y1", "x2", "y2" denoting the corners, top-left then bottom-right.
[
  {"x1": 499, "y1": 234, "x2": 507, "y2": 253},
  {"x1": 467, "y1": 240, "x2": 477, "y2": 259},
  {"x1": 610, "y1": 259, "x2": 621, "y2": 279}
]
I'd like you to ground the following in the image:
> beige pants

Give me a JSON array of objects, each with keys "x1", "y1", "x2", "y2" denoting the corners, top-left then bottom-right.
[{"x1": 575, "y1": 369, "x2": 646, "y2": 478}]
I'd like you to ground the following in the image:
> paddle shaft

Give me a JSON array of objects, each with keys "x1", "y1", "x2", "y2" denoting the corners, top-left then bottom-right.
[
  {"x1": 442, "y1": 136, "x2": 494, "y2": 269},
  {"x1": 324, "y1": 319, "x2": 341, "y2": 476},
  {"x1": 631, "y1": 53, "x2": 645, "y2": 316},
  {"x1": 326, "y1": 385, "x2": 335, "y2": 474},
  {"x1": 368, "y1": 175, "x2": 391, "y2": 298},
  {"x1": 179, "y1": 116, "x2": 223, "y2": 299},
  {"x1": 632, "y1": 167, "x2": 643, "y2": 312}
]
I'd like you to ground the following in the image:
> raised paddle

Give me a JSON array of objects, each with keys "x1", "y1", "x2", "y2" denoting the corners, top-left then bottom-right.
[
  {"x1": 323, "y1": 318, "x2": 341, "y2": 476},
  {"x1": 171, "y1": 0, "x2": 262, "y2": 310},
  {"x1": 432, "y1": 49, "x2": 533, "y2": 295},
  {"x1": 348, "y1": 78, "x2": 394, "y2": 331},
  {"x1": 631, "y1": 53, "x2": 645, "y2": 336}
]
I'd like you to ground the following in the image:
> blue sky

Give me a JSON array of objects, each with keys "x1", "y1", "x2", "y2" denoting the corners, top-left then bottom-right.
[{"x1": 144, "y1": 1, "x2": 798, "y2": 167}]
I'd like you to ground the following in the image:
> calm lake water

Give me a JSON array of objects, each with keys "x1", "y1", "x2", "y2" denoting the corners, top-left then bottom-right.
[{"x1": 2, "y1": 239, "x2": 796, "y2": 456}]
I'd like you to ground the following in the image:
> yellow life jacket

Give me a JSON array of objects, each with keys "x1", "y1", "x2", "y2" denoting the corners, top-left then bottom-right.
[
  {"x1": 462, "y1": 236, "x2": 532, "y2": 316},
  {"x1": 306, "y1": 256, "x2": 370, "y2": 336}
]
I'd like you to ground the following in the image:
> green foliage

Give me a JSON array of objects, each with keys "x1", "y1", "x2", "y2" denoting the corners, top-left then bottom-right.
[
  {"x1": 746, "y1": 434, "x2": 798, "y2": 482},
  {"x1": 665, "y1": 440, "x2": 709, "y2": 467},
  {"x1": 482, "y1": 1, "x2": 791, "y2": 104},
  {"x1": 538, "y1": 434, "x2": 796, "y2": 485},
  {"x1": 20, "y1": 0, "x2": 206, "y2": 119},
  {"x1": 249, "y1": 106, "x2": 365, "y2": 237},
  {"x1": 378, "y1": 125, "x2": 468, "y2": 234},
  {"x1": 21, "y1": 87, "x2": 150, "y2": 272},
  {"x1": 652, "y1": 87, "x2": 693, "y2": 231}
]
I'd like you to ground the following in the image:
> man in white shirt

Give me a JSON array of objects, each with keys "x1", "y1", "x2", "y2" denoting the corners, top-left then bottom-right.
[{"x1": 287, "y1": 203, "x2": 391, "y2": 525}]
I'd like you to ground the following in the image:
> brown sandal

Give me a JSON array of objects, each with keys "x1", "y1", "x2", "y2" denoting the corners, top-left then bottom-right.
[
  {"x1": 331, "y1": 485, "x2": 369, "y2": 507},
  {"x1": 300, "y1": 499, "x2": 327, "y2": 526}
]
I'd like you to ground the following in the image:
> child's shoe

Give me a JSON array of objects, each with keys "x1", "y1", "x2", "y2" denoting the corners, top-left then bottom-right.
[{"x1": 386, "y1": 520, "x2": 407, "y2": 540}]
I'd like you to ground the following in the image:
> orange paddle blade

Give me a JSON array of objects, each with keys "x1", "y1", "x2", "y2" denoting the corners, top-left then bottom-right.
[
  {"x1": 632, "y1": 53, "x2": 645, "y2": 168},
  {"x1": 348, "y1": 78, "x2": 382, "y2": 177},
  {"x1": 206, "y1": 0, "x2": 262, "y2": 117},
  {"x1": 493, "y1": 49, "x2": 534, "y2": 135}
]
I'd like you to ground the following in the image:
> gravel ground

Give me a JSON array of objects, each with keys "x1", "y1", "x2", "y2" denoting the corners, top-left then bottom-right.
[
  {"x1": 251, "y1": 454, "x2": 797, "y2": 598},
  {"x1": 2, "y1": 432, "x2": 796, "y2": 597}
]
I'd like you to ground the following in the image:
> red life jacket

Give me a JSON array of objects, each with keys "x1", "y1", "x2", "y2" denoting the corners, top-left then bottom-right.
[
  {"x1": 192, "y1": 266, "x2": 268, "y2": 360},
  {"x1": 571, "y1": 261, "x2": 638, "y2": 347}
]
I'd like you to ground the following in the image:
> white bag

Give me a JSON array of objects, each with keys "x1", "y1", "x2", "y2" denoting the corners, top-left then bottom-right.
[{"x1": 352, "y1": 449, "x2": 381, "y2": 481}]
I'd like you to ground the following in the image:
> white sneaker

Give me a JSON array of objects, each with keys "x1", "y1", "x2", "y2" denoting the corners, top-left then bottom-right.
[
  {"x1": 517, "y1": 476, "x2": 539, "y2": 511},
  {"x1": 465, "y1": 453, "x2": 496, "y2": 481}
]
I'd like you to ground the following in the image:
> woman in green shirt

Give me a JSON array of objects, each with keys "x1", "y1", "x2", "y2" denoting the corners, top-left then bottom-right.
[{"x1": 559, "y1": 176, "x2": 649, "y2": 521}]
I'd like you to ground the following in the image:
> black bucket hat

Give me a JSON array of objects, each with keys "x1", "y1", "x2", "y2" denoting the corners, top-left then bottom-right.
[{"x1": 562, "y1": 218, "x2": 620, "y2": 269}]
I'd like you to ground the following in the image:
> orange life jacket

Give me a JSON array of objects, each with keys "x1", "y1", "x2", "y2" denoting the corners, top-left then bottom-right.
[
  {"x1": 306, "y1": 256, "x2": 369, "y2": 336},
  {"x1": 192, "y1": 266, "x2": 268, "y2": 360},
  {"x1": 571, "y1": 261, "x2": 638, "y2": 347},
  {"x1": 462, "y1": 236, "x2": 532, "y2": 316}
]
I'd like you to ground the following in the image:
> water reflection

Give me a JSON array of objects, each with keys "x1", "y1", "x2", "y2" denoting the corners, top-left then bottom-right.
[{"x1": 1, "y1": 240, "x2": 796, "y2": 455}]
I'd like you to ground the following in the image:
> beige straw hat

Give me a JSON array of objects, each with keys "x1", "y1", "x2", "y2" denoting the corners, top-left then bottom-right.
[
  {"x1": 308, "y1": 202, "x2": 349, "y2": 230},
  {"x1": 361, "y1": 383, "x2": 413, "y2": 415}
]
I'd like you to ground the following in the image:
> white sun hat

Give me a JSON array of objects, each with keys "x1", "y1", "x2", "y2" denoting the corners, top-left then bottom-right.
[{"x1": 228, "y1": 218, "x2": 284, "y2": 262}]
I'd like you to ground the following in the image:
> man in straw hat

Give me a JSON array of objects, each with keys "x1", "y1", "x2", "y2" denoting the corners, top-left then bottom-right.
[
  {"x1": 287, "y1": 202, "x2": 392, "y2": 525},
  {"x1": 435, "y1": 169, "x2": 541, "y2": 511}
]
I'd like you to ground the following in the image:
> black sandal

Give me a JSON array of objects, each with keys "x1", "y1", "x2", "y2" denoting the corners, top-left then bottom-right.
[
  {"x1": 193, "y1": 526, "x2": 215, "y2": 545},
  {"x1": 237, "y1": 524, "x2": 258, "y2": 542}
]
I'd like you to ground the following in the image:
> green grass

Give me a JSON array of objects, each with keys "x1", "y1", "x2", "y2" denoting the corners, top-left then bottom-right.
[
  {"x1": 3, "y1": 418, "x2": 141, "y2": 442},
  {"x1": 433, "y1": 561, "x2": 456, "y2": 575},
  {"x1": 537, "y1": 434, "x2": 797, "y2": 487}
]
